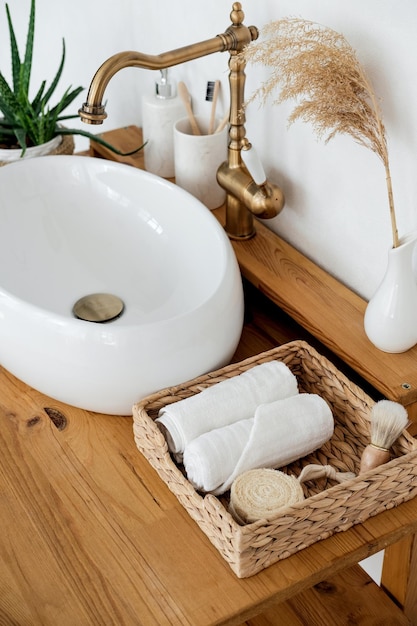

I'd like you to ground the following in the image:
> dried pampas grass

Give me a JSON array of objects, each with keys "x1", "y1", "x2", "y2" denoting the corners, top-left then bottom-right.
[{"x1": 241, "y1": 18, "x2": 399, "y2": 248}]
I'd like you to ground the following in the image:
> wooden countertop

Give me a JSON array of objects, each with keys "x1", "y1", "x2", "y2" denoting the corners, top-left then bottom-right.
[
  {"x1": 1, "y1": 294, "x2": 414, "y2": 625},
  {"x1": 1, "y1": 126, "x2": 415, "y2": 624}
]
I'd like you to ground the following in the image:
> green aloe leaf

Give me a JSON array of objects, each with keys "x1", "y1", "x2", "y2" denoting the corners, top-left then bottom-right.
[
  {"x1": 30, "y1": 80, "x2": 46, "y2": 116},
  {"x1": 59, "y1": 127, "x2": 147, "y2": 156},
  {"x1": 41, "y1": 39, "x2": 66, "y2": 107},
  {"x1": 14, "y1": 127, "x2": 28, "y2": 153},
  {"x1": 20, "y1": 0, "x2": 35, "y2": 98},
  {"x1": 48, "y1": 85, "x2": 84, "y2": 120},
  {"x1": 5, "y1": 4, "x2": 21, "y2": 93},
  {"x1": 0, "y1": 72, "x2": 19, "y2": 120}
]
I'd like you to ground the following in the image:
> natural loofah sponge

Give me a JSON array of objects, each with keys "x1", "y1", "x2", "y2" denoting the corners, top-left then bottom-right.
[{"x1": 229, "y1": 468, "x2": 304, "y2": 524}]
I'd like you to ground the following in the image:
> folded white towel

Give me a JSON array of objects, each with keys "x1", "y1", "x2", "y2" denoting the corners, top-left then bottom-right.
[
  {"x1": 156, "y1": 360, "x2": 298, "y2": 458},
  {"x1": 183, "y1": 393, "x2": 334, "y2": 494}
]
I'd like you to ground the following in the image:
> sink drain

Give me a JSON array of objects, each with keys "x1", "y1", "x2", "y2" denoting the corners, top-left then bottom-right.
[{"x1": 72, "y1": 293, "x2": 125, "y2": 323}]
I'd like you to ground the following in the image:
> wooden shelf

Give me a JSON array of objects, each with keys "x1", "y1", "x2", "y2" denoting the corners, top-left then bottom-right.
[{"x1": 213, "y1": 208, "x2": 417, "y2": 414}]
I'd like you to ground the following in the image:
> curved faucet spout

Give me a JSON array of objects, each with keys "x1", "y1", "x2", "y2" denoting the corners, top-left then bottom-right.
[
  {"x1": 79, "y1": 2, "x2": 284, "y2": 239},
  {"x1": 79, "y1": 40, "x2": 228, "y2": 124},
  {"x1": 79, "y1": 21, "x2": 257, "y2": 124}
]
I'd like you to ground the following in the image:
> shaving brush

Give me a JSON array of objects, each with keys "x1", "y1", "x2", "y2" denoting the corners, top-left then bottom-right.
[{"x1": 360, "y1": 400, "x2": 409, "y2": 473}]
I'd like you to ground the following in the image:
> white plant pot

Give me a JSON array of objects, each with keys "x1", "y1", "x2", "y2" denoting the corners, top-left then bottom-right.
[{"x1": 0, "y1": 135, "x2": 62, "y2": 163}]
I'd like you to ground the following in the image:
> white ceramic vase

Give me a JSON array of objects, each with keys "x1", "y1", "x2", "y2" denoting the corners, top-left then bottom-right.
[{"x1": 364, "y1": 232, "x2": 417, "y2": 353}]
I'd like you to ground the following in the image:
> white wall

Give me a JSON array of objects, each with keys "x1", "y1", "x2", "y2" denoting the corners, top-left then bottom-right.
[{"x1": 2, "y1": 0, "x2": 417, "y2": 299}]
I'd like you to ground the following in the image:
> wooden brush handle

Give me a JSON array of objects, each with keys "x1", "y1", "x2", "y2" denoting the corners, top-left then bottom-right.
[
  {"x1": 214, "y1": 110, "x2": 229, "y2": 133},
  {"x1": 359, "y1": 444, "x2": 390, "y2": 474},
  {"x1": 178, "y1": 82, "x2": 201, "y2": 136}
]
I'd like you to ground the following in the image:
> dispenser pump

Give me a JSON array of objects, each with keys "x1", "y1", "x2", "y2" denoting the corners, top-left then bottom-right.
[{"x1": 156, "y1": 69, "x2": 175, "y2": 99}]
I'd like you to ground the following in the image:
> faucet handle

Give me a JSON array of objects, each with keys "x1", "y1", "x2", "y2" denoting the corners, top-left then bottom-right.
[{"x1": 241, "y1": 141, "x2": 267, "y2": 185}]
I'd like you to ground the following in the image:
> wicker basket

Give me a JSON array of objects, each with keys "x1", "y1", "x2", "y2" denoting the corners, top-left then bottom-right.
[{"x1": 132, "y1": 340, "x2": 417, "y2": 578}]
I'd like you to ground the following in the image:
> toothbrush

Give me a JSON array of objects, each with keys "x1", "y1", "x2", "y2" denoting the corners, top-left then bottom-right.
[
  {"x1": 205, "y1": 80, "x2": 220, "y2": 134},
  {"x1": 178, "y1": 81, "x2": 201, "y2": 135}
]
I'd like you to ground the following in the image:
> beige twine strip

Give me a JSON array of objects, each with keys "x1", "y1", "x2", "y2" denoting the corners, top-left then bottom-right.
[{"x1": 298, "y1": 463, "x2": 356, "y2": 484}]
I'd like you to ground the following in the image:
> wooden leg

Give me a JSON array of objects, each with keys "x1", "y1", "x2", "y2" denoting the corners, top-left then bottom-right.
[{"x1": 382, "y1": 534, "x2": 417, "y2": 621}]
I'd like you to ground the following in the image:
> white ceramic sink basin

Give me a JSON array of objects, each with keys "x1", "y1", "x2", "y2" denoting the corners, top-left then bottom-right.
[{"x1": 0, "y1": 155, "x2": 244, "y2": 414}]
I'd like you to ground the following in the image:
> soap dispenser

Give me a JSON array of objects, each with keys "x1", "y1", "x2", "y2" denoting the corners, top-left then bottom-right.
[{"x1": 142, "y1": 69, "x2": 186, "y2": 178}]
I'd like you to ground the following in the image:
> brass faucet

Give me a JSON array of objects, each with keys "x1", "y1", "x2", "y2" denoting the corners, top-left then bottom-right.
[{"x1": 79, "y1": 2, "x2": 284, "y2": 239}]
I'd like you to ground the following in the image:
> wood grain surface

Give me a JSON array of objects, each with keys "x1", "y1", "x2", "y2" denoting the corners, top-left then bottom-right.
[{"x1": 0, "y1": 291, "x2": 415, "y2": 625}]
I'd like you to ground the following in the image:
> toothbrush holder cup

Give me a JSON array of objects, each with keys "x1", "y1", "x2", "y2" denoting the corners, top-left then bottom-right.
[{"x1": 174, "y1": 116, "x2": 228, "y2": 210}]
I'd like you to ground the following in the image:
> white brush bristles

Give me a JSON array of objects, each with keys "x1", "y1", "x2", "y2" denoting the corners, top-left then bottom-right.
[{"x1": 370, "y1": 400, "x2": 409, "y2": 449}]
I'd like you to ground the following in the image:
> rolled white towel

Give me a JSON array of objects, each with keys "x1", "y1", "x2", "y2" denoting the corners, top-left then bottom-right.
[
  {"x1": 156, "y1": 360, "x2": 298, "y2": 457},
  {"x1": 183, "y1": 418, "x2": 254, "y2": 493},
  {"x1": 183, "y1": 393, "x2": 334, "y2": 494}
]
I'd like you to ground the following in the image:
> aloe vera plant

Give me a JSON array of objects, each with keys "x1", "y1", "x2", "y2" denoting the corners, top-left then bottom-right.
[{"x1": 0, "y1": 0, "x2": 144, "y2": 156}]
